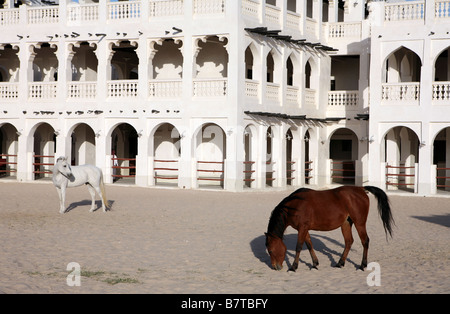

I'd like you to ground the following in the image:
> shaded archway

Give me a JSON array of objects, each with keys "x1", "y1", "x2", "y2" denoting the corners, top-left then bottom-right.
[
  {"x1": 329, "y1": 128, "x2": 358, "y2": 185},
  {"x1": 152, "y1": 123, "x2": 181, "y2": 187},
  {"x1": 111, "y1": 123, "x2": 138, "y2": 184},
  {"x1": 33, "y1": 123, "x2": 56, "y2": 180},
  {"x1": 195, "y1": 123, "x2": 226, "y2": 189},
  {"x1": 0, "y1": 123, "x2": 18, "y2": 178},
  {"x1": 70, "y1": 123, "x2": 96, "y2": 166},
  {"x1": 383, "y1": 126, "x2": 419, "y2": 192},
  {"x1": 433, "y1": 127, "x2": 450, "y2": 192}
]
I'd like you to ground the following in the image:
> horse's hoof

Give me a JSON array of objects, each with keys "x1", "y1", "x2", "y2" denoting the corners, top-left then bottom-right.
[{"x1": 288, "y1": 267, "x2": 297, "y2": 272}]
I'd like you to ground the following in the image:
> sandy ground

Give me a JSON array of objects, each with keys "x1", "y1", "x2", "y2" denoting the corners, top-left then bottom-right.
[{"x1": 0, "y1": 181, "x2": 448, "y2": 294}]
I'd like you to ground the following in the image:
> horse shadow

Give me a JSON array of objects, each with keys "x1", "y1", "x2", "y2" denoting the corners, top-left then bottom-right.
[
  {"x1": 65, "y1": 200, "x2": 115, "y2": 213},
  {"x1": 250, "y1": 233, "x2": 359, "y2": 270}
]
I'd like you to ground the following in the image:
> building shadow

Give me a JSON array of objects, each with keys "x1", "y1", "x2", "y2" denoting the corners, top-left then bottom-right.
[{"x1": 411, "y1": 214, "x2": 450, "y2": 228}]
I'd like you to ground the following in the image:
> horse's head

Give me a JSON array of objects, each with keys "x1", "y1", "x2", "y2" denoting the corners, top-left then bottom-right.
[
  {"x1": 55, "y1": 156, "x2": 73, "y2": 178},
  {"x1": 265, "y1": 232, "x2": 286, "y2": 270}
]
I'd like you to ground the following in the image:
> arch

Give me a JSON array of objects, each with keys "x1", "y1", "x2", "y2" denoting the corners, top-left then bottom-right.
[
  {"x1": 110, "y1": 40, "x2": 139, "y2": 80},
  {"x1": 151, "y1": 39, "x2": 183, "y2": 80},
  {"x1": 382, "y1": 126, "x2": 420, "y2": 192},
  {"x1": 109, "y1": 123, "x2": 138, "y2": 184},
  {"x1": 0, "y1": 123, "x2": 18, "y2": 178},
  {"x1": 195, "y1": 36, "x2": 228, "y2": 79},
  {"x1": 69, "y1": 123, "x2": 96, "y2": 166},
  {"x1": 31, "y1": 122, "x2": 56, "y2": 180},
  {"x1": 383, "y1": 46, "x2": 422, "y2": 83},
  {"x1": 151, "y1": 123, "x2": 181, "y2": 186},
  {"x1": 434, "y1": 46, "x2": 449, "y2": 82},
  {"x1": 432, "y1": 127, "x2": 450, "y2": 192},
  {"x1": 194, "y1": 123, "x2": 226, "y2": 188},
  {"x1": 329, "y1": 128, "x2": 359, "y2": 185}
]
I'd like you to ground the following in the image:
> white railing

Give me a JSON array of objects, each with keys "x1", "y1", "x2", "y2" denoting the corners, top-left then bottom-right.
[
  {"x1": 0, "y1": 9, "x2": 20, "y2": 26},
  {"x1": 286, "y1": 86, "x2": 299, "y2": 104},
  {"x1": 328, "y1": 91, "x2": 359, "y2": 107},
  {"x1": 108, "y1": 1, "x2": 141, "y2": 20},
  {"x1": 305, "y1": 88, "x2": 316, "y2": 107},
  {"x1": 29, "y1": 82, "x2": 58, "y2": 100},
  {"x1": 265, "y1": 4, "x2": 281, "y2": 25},
  {"x1": 245, "y1": 80, "x2": 259, "y2": 99},
  {"x1": 149, "y1": 80, "x2": 183, "y2": 98},
  {"x1": 193, "y1": 0, "x2": 225, "y2": 14},
  {"x1": 435, "y1": 0, "x2": 450, "y2": 18},
  {"x1": 328, "y1": 22, "x2": 361, "y2": 40},
  {"x1": 149, "y1": 0, "x2": 184, "y2": 17},
  {"x1": 242, "y1": 0, "x2": 259, "y2": 19},
  {"x1": 27, "y1": 7, "x2": 59, "y2": 24},
  {"x1": 382, "y1": 82, "x2": 420, "y2": 103},
  {"x1": 67, "y1": 4, "x2": 99, "y2": 23},
  {"x1": 305, "y1": 17, "x2": 318, "y2": 38},
  {"x1": 107, "y1": 80, "x2": 138, "y2": 98},
  {"x1": 266, "y1": 83, "x2": 280, "y2": 102},
  {"x1": 385, "y1": 1, "x2": 424, "y2": 21},
  {"x1": 286, "y1": 11, "x2": 301, "y2": 31},
  {"x1": 432, "y1": 82, "x2": 450, "y2": 101},
  {"x1": 67, "y1": 82, "x2": 97, "y2": 99},
  {"x1": 193, "y1": 79, "x2": 227, "y2": 97},
  {"x1": 0, "y1": 83, "x2": 19, "y2": 100}
]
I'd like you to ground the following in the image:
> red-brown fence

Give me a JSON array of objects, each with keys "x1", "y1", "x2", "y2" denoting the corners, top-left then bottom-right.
[{"x1": 0, "y1": 154, "x2": 17, "y2": 177}]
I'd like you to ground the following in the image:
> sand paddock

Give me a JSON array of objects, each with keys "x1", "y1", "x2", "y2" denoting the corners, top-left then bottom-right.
[{"x1": 0, "y1": 182, "x2": 448, "y2": 294}]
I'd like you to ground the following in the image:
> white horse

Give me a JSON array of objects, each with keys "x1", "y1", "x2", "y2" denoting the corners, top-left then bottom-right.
[{"x1": 52, "y1": 156, "x2": 109, "y2": 214}]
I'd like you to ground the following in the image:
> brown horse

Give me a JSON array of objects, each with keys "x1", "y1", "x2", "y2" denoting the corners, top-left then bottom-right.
[{"x1": 265, "y1": 186, "x2": 394, "y2": 271}]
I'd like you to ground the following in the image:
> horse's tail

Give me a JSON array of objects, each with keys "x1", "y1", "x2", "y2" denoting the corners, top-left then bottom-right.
[
  {"x1": 364, "y1": 186, "x2": 394, "y2": 239},
  {"x1": 99, "y1": 174, "x2": 110, "y2": 210}
]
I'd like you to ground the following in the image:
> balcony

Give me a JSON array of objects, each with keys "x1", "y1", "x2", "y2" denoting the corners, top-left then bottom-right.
[
  {"x1": 381, "y1": 82, "x2": 420, "y2": 105},
  {"x1": 149, "y1": 79, "x2": 183, "y2": 98},
  {"x1": 384, "y1": 1, "x2": 424, "y2": 22},
  {"x1": 432, "y1": 81, "x2": 450, "y2": 103},
  {"x1": 0, "y1": 83, "x2": 19, "y2": 101},
  {"x1": 67, "y1": 82, "x2": 97, "y2": 100}
]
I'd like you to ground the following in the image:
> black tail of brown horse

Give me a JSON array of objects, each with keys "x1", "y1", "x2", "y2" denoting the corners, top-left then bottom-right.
[{"x1": 364, "y1": 186, "x2": 395, "y2": 238}]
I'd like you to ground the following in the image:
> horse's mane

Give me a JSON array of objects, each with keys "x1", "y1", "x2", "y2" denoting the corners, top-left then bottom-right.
[{"x1": 267, "y1": 188, "x2": 312, "y2": 239}]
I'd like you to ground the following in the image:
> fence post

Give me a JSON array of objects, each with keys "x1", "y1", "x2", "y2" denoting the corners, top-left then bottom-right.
[{"x1": 414, "y1": 163, "x2": 419, "y2": 194}]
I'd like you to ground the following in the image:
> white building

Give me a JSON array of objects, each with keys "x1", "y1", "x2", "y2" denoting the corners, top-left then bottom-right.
[{"x1": 0, "y1": 0, "x2": 449, "y2": 195}]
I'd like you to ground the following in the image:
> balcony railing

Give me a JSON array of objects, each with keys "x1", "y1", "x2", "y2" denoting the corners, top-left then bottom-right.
[
  {"x1": 149, "y1": 0, "x2": 184, "y2": 17},
  {"x1": 67, "y1": 81, "x2": 97, "y2": 99},
  {"x1": 149, "y1": 80, "x2": 183, "y2": 98},
  {"x1": 193, "y1": 79, "x2": 227, "y2": 97},
  {"x1": 382, "y1": 82, "x2": 420, "y2": 103},
  {"x1": 384, "y1": 0, "x2": 425, "y2": 22},
  {"x1": 0, "y1": 82, "x2": 19, "y2": 100},
  {"x1": 436, "y1": 0, "x2": 450, "y2": 18},
  {"x1": 29, "y1": 82, "x2": 58, "y2": 100},
  {"x1": 432, "y1": 81, "x2": 450, "y2": 102},
  {"x1": 108, "y1": 1, "x2": 141, "y2": 21},
  {"x1": 265, "y1": 83, "x2": 280, "y2": 102},
  {"x1": 327, "y1": 22, "x2": 361, "y2": 40},
  {"x1": 328, "y1": 90, "x2": 359, "y2": 107},
  {"x1": 107, "y1": 80, "x2": 138, "y2": 98},
  {"x1": 67, "y1": 4, "x2": 99, "y2": 23}
]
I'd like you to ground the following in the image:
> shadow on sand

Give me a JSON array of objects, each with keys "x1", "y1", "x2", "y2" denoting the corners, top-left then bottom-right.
[
  {"x1": 250, "y1": 233, "x2": 359, "y2": 270},
  {"x1": 65, "y1": 200, "x2": 115, "y2": 213}
]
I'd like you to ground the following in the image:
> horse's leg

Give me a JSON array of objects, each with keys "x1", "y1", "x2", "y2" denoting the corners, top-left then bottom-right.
[
  {"x1": 93, "y1": 183, "x2": 106, "y2": 212},
  {"x1": 354, "y1": 224, "x2": 370, "y2": 270},
  {"x1": 289, "y1": 228, "x2": 308, "y2": 272},
  {"x1": 305, "y1": 232, "x2": 319, "y2": 269},
  {"x1": 56, "y1": 185, "x2": 66, "y2": 214},
  {"x1": 56, "y1": 188, "x2": 65, "y2": 214},
  {"x1": 86, "y1": 184, "x2": 97, "y2": 212},
  {"x1": 335, "y1": 218, "x2": 354, "y2": 268}
]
